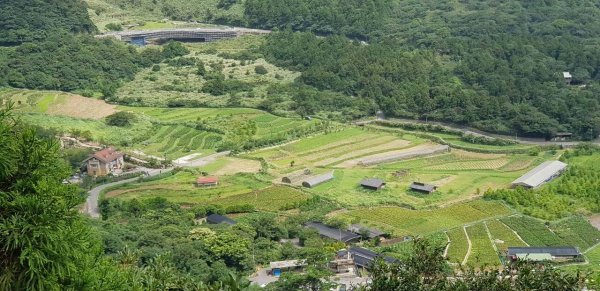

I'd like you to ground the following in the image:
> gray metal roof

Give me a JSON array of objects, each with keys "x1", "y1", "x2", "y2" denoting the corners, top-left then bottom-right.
[
  {"x1": 302, "y1": 171, "x2": 334, "y2": 188},
  {"x1": 409, "y1": 182, "x2": 437, "y2": 193},
  {"x1": 508, "y1": 246, "x2": 580, "y2": 257},
  {"x1": 511, "y1": 161, "x2": 567, "y2": 188},
  {"x1": 343, "y1": 247, "x2": 399, "y2": 268},
  {"x1": 360, "y1": 178, "x2": 386, "y2": 189},
  {"x1": 305, "y1": 222, "x2": 361, "y2": 243},
  {"x1": 348, "y1": 224, "x2": 385, "y2": 238}
]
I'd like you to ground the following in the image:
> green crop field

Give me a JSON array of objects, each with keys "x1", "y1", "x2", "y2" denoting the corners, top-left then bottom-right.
[
  {"x1": 500, "y1": 216, "x2": 600, "y2": 250},
  {"x1": 446, "y1": 228, "x2": 469, "y2": 264},
  {"x1": 341, "y1": 200, "x2": 512, "y2": 236},
  {"x1": 105, "y1": 171, "x2": 269, "y2": 204},
  {"x1": 466, "y1": 223, "x2": 500, "y2": 267},
  {"x1": 500, "y1": 216, "x2": 565, "y2": 246},
  {"x1": 486, "y1": 219, "x2": 527, "y2": 252},
  {"x1": 210, "y1": 186, "x2": 310, "y2": 212}
]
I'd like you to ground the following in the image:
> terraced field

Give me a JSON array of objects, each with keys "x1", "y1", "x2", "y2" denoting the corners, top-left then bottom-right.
[
  {"x1": 486, "y1": 219, "x2": 528, "y2": 252},
  {"x1": 446, "y1": 228, "x2": 469, "y2": 264},
  {"x1": 211, "y1": 186, "x2": 310, "y2": 211},
  {"x1": 466, "y1": 223, "x2": 500, "y2": 267},
  {"x1": 341, "y1": 200, "x2": 512, "y2": 236}
]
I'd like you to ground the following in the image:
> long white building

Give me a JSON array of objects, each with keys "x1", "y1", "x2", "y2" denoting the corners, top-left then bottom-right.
[{"x1": 511, "y1": 160, "x2": 568, "y2": 189}]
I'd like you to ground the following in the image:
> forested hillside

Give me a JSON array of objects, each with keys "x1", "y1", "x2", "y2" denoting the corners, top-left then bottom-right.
[
  {"x1": 255, "y1": 0, "x2": 600, "y2": 139},
  {"x1": 0, "y1": 0, "x2": 96, "y2": 45}
]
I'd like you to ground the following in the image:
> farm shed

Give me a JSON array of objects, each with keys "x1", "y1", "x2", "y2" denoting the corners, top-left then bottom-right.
[
  {"x1": 348, "y1": 224, "x2": 386, "y2": 239},
  {"x1": 337, "y1": 247, "x2": 398, "y2": 269},
  {"x1": 302, "y1": 171, "x2": 334, "y2": 188},
  {"x1": 196, "y1": 176, "x2": 218, "y2": 187},
  {"x1": 507, "y1": 246, "x2": 580, "y2": 262},
  {"x1": 551, "y1": 132, "x2": 573, "y2": 141},
  {"x1": 305, "y1": 222, "x2": 361, "y2": 243},
  {"x1": 358, "y1": 145, "x2": 450, "y2": 166},
  {"x1": 409, "y1": 182, "x2": 438, "y2": 194},
  {"x1": 511, "y1": 160, "x2": 567, "y2": 189},
  {"x1": 206, "y1": 214, "x2": 236, "y2": 225},
  {"x1": 563, "y1": 72, "x2": 572, "y2": 84},
  {"x1": 360, "y1": 178, "x2": 386, "y2": 190}
]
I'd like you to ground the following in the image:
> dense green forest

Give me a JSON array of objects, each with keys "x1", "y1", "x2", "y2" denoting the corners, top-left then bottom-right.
[
  {"x1": 0, "y1": 0, "x2": 96, "y2": 45},
  {"x1": 256, "y1": 0, "x2": 600, "y2": 138}
]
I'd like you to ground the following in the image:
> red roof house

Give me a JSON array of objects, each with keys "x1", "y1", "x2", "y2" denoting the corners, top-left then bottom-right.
[{"x1": 196, "y1": 176, "x2": 219, "y2": 187}]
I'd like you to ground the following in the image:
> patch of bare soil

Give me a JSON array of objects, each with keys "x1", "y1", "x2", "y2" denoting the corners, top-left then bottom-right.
[
  {"x1": 47, "y1": 94, "x2": 117, "y2": 119},
  {"x1": 214, "y1": 158, "x2": 261, "y2": 175},
  {"x1": 588, "y1": 215, "x2": 600, "y2": 231}
]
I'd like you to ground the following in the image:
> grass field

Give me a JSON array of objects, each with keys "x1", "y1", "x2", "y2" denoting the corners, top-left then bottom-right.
[
  {"x1": 85, "y1": 0, "x2": 243, "y2": 32},
  {"x1": 340, "y1": 200, "x2": 512, "y2": 236},
  {"x1": 486, "y1": 219, "x2": 528, "y2": 252},
  {"x1": 0, "y1": 88, "x2": 115, "y2": 119},
  {"x1": 465, "y1": 223, "x2": 500, "y2": 267},
  {"x1": 105, "y1": 171, "x2": 269, "y2": 204},
  {"x1": 114, "y1": 36, "x2": 300, "y2": 110},
  {"x1": 210, "y1": 185, "x2": 310, "y2": 212},
  {"x1": 446, "y1": 227, "x2": 469, "y2": 264},
  {"x1": 250, "y1": 125, "x2": 555, "y2": 208}
]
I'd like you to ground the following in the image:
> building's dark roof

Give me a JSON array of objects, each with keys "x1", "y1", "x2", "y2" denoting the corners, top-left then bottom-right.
[
  {"x1": 409, "y1": 182, "x2": 437, "y2": 193},
  {"x1": 206, "y1": 214, "x2": 236, "y2": 225},
  {"x1": 348, "y1": 224, "x2": 385, "y2": 238},
  {"x1": 360, "y1": 178, "x2": 385, "y2": 189},
  {"x1": 305, "y1": 222, "x2": 361, "y2": 243},
  {"x1": 345, "y1": 247, "x2": 399, "y2": 268},
  {"x1": 507, "y1": 247, "x2": 580, "y2": 257}
]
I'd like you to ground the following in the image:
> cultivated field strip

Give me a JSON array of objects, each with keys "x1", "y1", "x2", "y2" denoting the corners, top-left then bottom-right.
[
  {"x1": 486, "y1": 219, "x2": 528, "y2": 252},
  {"x1": 446, "y1": 228, "x2": 470, "y2": 264},
  {"x1": 465, "y1": 223, "x2": 501, "y2": 266}
]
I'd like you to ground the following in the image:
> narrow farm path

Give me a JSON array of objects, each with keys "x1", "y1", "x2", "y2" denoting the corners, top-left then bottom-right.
[{"x1": 462, "y1": 225, "x2": 472, "y2": 265}]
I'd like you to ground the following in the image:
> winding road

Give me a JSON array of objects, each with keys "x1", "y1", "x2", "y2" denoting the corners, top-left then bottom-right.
[{"x1": 82, "y1": 151, "x2": 231, "y2": 219}]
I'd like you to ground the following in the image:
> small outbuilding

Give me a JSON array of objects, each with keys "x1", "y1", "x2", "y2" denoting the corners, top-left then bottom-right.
[
  {"x1": 305, "y1": 222, "x2": 361, "y2": 243},
  {"x1": 269, "y1": 260, "x2": 307, "y2": 277},
  {"x1": 409, "y1": 182, "x2": 438, "y2": 194},
  {"x1": 348, "y1": 224, "x2": 386, "y2": 239},
  {"x1": 206, "y1": 214, "x2": 236, "y2": 225},
  {"x1": 302, "y1": 171, "x2": 334, "y2": 188},
  {"x1": 196, "y1": 176, "x2": 218, "y2": 187},
  {"x1": 511, "y1": 160, "x2": 567, "y2": 189},
  {"x1": 563, "y1": 72, "x2": 572, "y2": 84},
  {"x1": 337, "y1": 247, "x2": 398, "y2": 269},
  {"x1": 551, "y1": 132, "x2": 573, "y2": 141},
  {"x1": 360, "y1": 178, "x2": 386, "y2": 190}
]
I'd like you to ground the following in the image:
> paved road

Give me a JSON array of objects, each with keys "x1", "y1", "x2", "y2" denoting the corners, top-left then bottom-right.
[
  {"x1": 82, "y1": 167, "x2": 172, "y2": 218},
  {"x1": 83, "y1": 151, "x2": 231, "y2": 219},
  {"x1": 361, "y1": 118, "x2": 599, "y2": 146}
]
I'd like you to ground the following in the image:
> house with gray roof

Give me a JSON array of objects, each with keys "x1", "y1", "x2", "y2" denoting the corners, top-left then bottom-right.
[
  {"x1": 511, "y1": 160, "x2": 567, "y2": 189},
  {"x1": 409, "y1": 182, "x2": 437, "y2": 194},
  {"x1": 507, "y1": 246, "x2": 580, "y2": 262}
]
